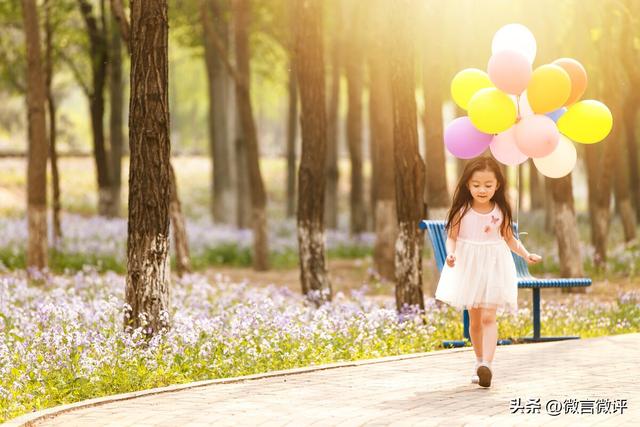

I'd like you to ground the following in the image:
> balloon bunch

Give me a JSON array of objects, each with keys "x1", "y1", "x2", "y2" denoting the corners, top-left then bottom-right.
[{"x1": 445, "y1": 23, "x2": 613, "y2": 178}]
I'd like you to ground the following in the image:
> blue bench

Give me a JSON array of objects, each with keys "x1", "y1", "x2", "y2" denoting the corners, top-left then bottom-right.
[{"x1": 419, "y1": 220, "x2": 592, "y2": 347}]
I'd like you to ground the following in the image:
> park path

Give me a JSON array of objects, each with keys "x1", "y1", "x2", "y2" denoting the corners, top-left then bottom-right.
[{"x1": 5, "y1": 333, "x2": 639, "y2": 427}]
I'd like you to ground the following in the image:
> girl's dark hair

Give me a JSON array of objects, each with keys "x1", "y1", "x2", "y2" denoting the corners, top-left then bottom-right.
[{"x1": 445, "y1": 157, "x2": 513, "y2": 237}]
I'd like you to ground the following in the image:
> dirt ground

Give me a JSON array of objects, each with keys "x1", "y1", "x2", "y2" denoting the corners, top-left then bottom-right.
[{"x1": 205, "y1": 258, "x2": 638, "y2": 305}]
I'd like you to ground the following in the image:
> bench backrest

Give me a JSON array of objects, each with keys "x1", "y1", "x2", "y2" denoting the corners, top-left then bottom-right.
[{"x1": 421, "y1": 220, "x2": 531, "y2": 278}]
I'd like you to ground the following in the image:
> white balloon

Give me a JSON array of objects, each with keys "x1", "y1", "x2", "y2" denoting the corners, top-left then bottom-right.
[
  {"x1": 533, "y1": 135, "x2": 577, "y2": 178},
  {"x1": 492, "y1": 24, "x2": 537, "y2": 64}
]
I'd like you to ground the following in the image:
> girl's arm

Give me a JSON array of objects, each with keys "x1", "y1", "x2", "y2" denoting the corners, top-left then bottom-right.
[
  {"x1": 504, "y1": 226, "x2": 542, "y2": 264},
  {"x1": 445, "y1": 215, "x2": 460, "y2": 267}
]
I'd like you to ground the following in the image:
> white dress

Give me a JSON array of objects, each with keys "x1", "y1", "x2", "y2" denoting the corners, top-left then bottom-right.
[{"x1": 435, "y1": 203, "x2": 518, "y2": 313}]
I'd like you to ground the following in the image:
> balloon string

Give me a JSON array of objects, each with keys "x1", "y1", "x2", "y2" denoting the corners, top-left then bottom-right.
[{"x1": 516, "y1": 94, "x2": 521, "y2": 123}]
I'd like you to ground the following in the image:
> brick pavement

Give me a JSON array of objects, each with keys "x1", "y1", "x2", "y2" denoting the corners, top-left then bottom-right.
[{"x1": 5, "y1": 333, "x2": 639, "y2": 426}]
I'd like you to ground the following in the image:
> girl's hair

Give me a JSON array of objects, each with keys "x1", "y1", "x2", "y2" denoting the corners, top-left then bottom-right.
[{"x1": 445, "y1": 156, "x2": 513, "y2": 237}]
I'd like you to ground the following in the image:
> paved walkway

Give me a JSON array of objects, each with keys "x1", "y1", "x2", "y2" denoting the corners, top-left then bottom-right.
[{"x1": 9, "y1": 333, "x2": 640, "y2": 426}]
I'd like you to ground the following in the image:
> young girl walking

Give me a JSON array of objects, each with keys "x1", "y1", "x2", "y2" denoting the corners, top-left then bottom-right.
[{"x1": 435, "y1": 157, "x2": 541, "y2": 388}]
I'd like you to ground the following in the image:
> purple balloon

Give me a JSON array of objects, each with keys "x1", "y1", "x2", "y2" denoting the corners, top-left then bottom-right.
[
  {"x1": 444, "y1": 116, "x2": 493, "y2": 159},
  {"x1": 546, "y1": 107, "x2": 567, "y2": 123}
]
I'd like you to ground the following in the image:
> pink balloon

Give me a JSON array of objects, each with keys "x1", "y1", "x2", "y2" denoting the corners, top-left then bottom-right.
[
  {"x1": 514, "y1": 115, "x2": 560, "y2": 158},
  {"x1": 487, "y1": 50, "x2": 532, "y2": 95},
  {"x1": 490, "y1": 126, "x2": 528, "y2": 165},
  {"x1": 444, "y1": 116, "x2": 493, "y2": 159}
]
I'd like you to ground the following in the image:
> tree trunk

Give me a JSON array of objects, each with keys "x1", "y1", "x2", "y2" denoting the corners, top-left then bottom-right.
[
  {"x1": 108, "y1": 13, "x2": 124, "y2": 218},
  {"x1": 169, "y1": 165, "x2": 192, "y2": 276},
  {"x1": 286, "y1": 58, "x2": 298, "y2": 218},
  {"x1": 548, "y1": 175, "x2": 586, "y2": 294},
  {"x1": 368, "y1": 0, "x2": 397, "y2": 282},
  {"x1": 390, "y1": 0, "x2": 425, "y2": 311},
  {"x1": 22, "y1": 0, "x2": 48, "y2": 270},
  {"x1": 624, "y1": 100, "x2": 640, "y2": 222},
  {"x1": 233, "y1": 0, "x2": 269, "y2": 270},
  {"x1": 613, "y1": 123, "x2": 637, "y2": 242},
  {"x1": 529, "y1": 159, "x2": 544, "y2": 210},
  {"x1": 344, "y1": 1, "x2": 366, "y2": 234},
  {"x1": 294, "y1": 0, "x2": 332, "y2": 304},
  {"x1": 125, "y1": 0, "x2": 171, "y2": 335},
  {"x1": 324, "y1": 13, "x2": 341, "y2": 230},
  {"x1": 543, "y1": 175, "x2": 554, "y2": 233},
  {"x1": 422, "y1": 5, "x2": 448, "y2": 213},
  {"x1": 78, "y1": 0, "x2": 113, "y2": 217},
  {"x1": 202, "y1": 0, "x2": 234, "y2": 224},
  {"x1": 44, "y1": 0, "x2": 62, "y2": 246}
]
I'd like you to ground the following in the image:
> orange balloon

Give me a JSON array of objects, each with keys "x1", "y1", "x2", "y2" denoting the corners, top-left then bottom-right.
[{"x1": 553, "y1": 58, "x2": 588, "y2": 106}]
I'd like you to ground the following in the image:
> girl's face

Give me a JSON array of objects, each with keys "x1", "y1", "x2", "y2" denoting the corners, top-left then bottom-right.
[{"x1": 467, "y1": 169, "x2": 499, "y2": 204}]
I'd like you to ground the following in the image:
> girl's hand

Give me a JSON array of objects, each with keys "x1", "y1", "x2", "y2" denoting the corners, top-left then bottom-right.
[
  {"x1": 446, "y1": 254, "x2": 456, "y2": 267},
  {"x1": 527, "y1": 253, "x2": 542, "y2": 264}
]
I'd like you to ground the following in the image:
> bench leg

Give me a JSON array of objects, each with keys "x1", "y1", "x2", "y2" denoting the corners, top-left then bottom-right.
[{"x1": 522, "y1": 288, "x2": 580, "y2": 343}]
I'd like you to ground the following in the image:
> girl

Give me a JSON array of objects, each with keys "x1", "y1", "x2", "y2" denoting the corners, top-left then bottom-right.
[{"x1": 435, "y1": 157, "x2": 541, "y2": 388}]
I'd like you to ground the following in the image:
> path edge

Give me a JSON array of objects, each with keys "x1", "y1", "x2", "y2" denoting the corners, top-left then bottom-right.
[{"x1": 2, "y1": 346, "x2": 474, "y2": 427}]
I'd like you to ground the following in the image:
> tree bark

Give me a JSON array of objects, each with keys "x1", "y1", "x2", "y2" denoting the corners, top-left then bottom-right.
[
  {"x1": 368, "y1": 0, "x2": 397, "y2": 281},
  {"x1": 202, "y1": 0, "x2": 234, "y2": 224},
  {"x1": 390, "y1": 0, "x2": 425, "y2": 311},
  {"x1": 233, "y1": 0, "x2": 269, "y2": 270},
  {"x1": 548, "y1": 175, "x2": 586, "y2": 294},
  {"x1": 169, "y1": 165, "x2": 192, "y2": 276},
  {"x1": 44, "y1": 0, "x2": 62, "y2": 246},
  {"x1": 125, "y1": 0, "x2": 171, "y2": 335},
  {"x1": 344, "y1": 0, "x2": 366, "y2": 234},
  {"x1": 623, "y1": 99, "x2": 640, "y2": 222},
  {"x1": 108, "y1": 12, "x2": 124, "y2": 218},
  {"x1": 22, "y1": 0, "x2": 49, "y2": 270},
  {"x1": 324, "y1": 11, "x2": 341, "y2": 230},
  {"x1": 294, "y1": 0, "x2": 332, "y2": 304},
  {"x1": 77, "y1": 0, "x2": 114, "y2": 217},
  {"x1": 286, "y1": 58, "x2": 298, "y2": 218}
]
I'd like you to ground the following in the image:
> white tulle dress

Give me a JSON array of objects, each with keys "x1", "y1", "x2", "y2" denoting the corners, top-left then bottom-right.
[{"x1": 435, "y1": 203, "x2": 518, "y2": 313}]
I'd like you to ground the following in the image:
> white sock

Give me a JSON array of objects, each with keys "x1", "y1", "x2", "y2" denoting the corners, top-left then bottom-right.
[
  {"x1": 482, "y1": 360, "x2": 492, "y2": 369},
  {"x1": 475, "y1": 357, "x2": 482, "y2": 369}
]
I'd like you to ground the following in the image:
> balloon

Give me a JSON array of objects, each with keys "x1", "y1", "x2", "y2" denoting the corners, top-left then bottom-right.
[
  {"x1": 487, "y1": 50, "x2": 532, "y2": 95},
  {"x1": 552, "y1": 58, "x2": 588, "y2": 106},
  {"x1": 546, "y1": 107, "x2": 567, "y2": 123},
  {"x1": 489, "y1": 126, "x2": 528, "y2": 166},
  {"x1": 491, "y1": 23, "x2": 537, "y2": 64},
  {"x1": 450, "y1": 68, "x2": 494, "y2": 110},
  {"x1": 527, "y1": 64, "x2": 571, "y2": 113},
  {"x1": 444, "y1": 116, "x2": 493, "y2": 159},
  {"x1": 514, "y1": 114, "x2": 560, "y2": 158},
  {"x1": 533, "y1": 135, "x2": 577, "y2": 178},
  {"x1": 557, "y1": 100, "x2": 613, "y2": 144},
  {"x1": 468, "y1": 88, "x2": 517, "y2": 134}
]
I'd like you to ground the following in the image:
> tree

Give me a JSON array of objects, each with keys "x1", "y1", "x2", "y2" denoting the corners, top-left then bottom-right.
[
  {"x1": 390, "y1": 0, "x2": 426, "y2": 311},
  {"x1": 108, "y1": 7, "x2": 124, "y2": 217},
  {"x1": 22, "y1": 0, "x2": 48, "y2": 270},
  {"x1": 125, "y1": 0, "x2": 171, "y2": 335},
  {"x1": 344, "y1": 0, "x2": 366, "y2": 234},
  {"x1": 295, "y1": 0, "x2": 332, "y2": 304},
  {"x1": 233, "y1": 0, "x2": 269, "y2": 271},
  {"x1": 44, "y1": 0, "x2": 62, "y2": 244},
  {"x1": 75, "y1": 0, "x2": 118, "y2": 217},
  {"x1": 547, "y1": 175, "x2": 586, "y2": 293},
  {"x1": 324, "y1": 0, "x2": 341, "y2": 230},
  {"x1": 201, "y1": 0, "x2": 235, "y2": 225},
  {"x1": 422, "y1": 3, "x2": 449, "y2": 213},
  {"x1": 368, "y1": 0, "x2": 397, "y2": 281}
]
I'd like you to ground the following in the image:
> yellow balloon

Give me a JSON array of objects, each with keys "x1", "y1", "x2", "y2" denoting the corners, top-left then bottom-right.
[
  {"x1": 557, "y1": 100, "x2": 613, "y2": 144},
  {"x1": 468, "y1": 88, "x2": 517, "y2": 134},
  {"x1": 527, "y1": 64, "x2": 571, "y2": 113},
  {"x1": 451, "y1": 68, "x2": 493, "y2": 110}
]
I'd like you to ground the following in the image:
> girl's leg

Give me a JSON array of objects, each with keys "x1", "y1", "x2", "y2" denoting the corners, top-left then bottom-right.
[
  {"x1": 468, "y1": 307, "x2": 483, "y2": 360},
  {"x1": 480, "y1": 307, "x2": 498, "y2": 362}
]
